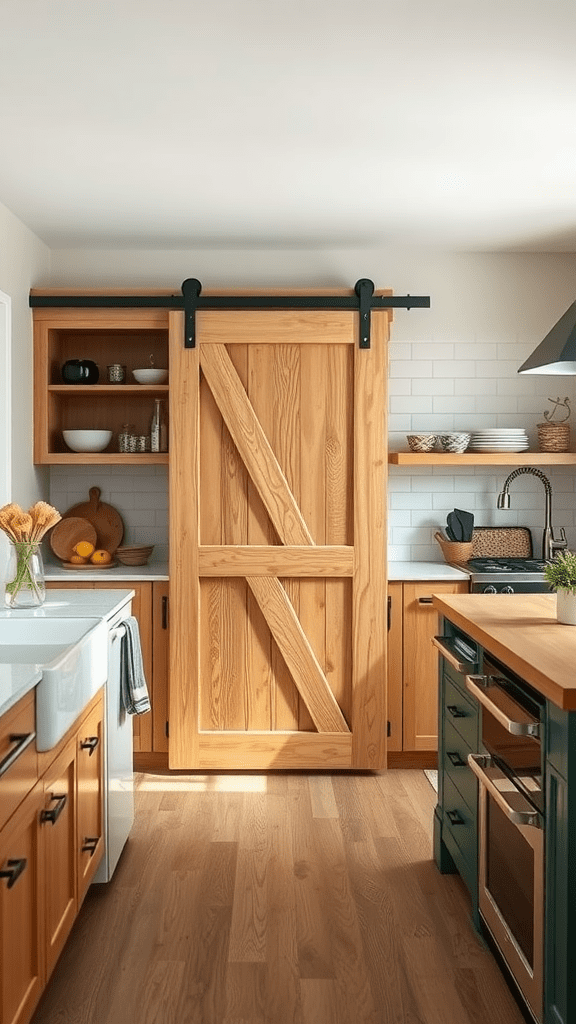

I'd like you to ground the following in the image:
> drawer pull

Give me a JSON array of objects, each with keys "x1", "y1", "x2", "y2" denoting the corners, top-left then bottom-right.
[
  {"x1": 418, "y1": 596, "x2": 433, "y2": 604},
  {"x1": 0, "y1": 731, "x2": 36, "y2": 778},
  {"x1": 80, "y1": 736, "x2": 99, "y2": 756},
  {"x1": 41, "y1": 793, "x2": 67, "y2": 825},
  {"x1": 82, "y1": 837, "x2": 99, "y2": 856},
  {"x1": 0, "y1": 858, "x2": 27, "y2": 889},
  {"x1": 446, "y1": 809, "x2": 465, "y2": 826},
  {"x1": 446, "y1": 704, "x2": 467, "y2": 719},
  {"x1": 446, "y1": 750, "x2": 466, "y2": 768},
  {"x1": 465, "y1": 675, "x2": 540, "y2": 738}
]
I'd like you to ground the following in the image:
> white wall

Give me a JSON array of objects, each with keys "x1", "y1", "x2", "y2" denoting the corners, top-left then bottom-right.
[
  {"x1": 0, "y1": 201, "x2": 51, "y2": 574},
  {"x1": 46, "y1": 247, "x2": 576, "y2": 560}
]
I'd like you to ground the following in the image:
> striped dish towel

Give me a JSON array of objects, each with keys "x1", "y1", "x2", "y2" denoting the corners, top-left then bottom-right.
[{"x1": 120, "y1": 616, "x2": 151, "y2": 715}]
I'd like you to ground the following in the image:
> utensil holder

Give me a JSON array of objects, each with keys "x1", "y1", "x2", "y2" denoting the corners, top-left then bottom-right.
[
  {"x1": 537, "y1": 422, "x2": 570, "y2": 453},
  {"x1": 434, "y1": 531, "x2": 473, "y2": 565}
]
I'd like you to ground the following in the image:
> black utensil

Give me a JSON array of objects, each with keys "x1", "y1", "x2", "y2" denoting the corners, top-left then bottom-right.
[
  {"x1": 447, "y1": 510, "x2": 463, "y2": 541},
  {"x1": 454, "y1": 509, "x2": 474, "y2": 543}
]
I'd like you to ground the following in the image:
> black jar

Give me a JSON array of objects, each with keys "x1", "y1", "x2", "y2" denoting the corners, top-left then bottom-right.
[{"x1": 61, "y1": 359, "x2": 100, "y2": 384}]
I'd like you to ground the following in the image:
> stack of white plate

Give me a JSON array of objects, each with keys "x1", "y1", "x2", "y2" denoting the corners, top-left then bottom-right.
[{"x1": 469, "y1": 429, "x2": 529, "y2": 453}]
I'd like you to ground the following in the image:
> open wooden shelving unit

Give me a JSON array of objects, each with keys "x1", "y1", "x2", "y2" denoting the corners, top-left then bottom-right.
[{"x1": 389, "y1": 451, "x2": 576, "y2": 466}]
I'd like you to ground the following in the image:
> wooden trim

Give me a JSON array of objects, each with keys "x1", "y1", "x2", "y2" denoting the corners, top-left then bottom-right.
[
  {"x1": 200, "y1": 343, "x2": 314, "y2": 545},
  {"x1": 351, "y1": 310, "x2": 388, "y2": 769},
  {"x1": 198, "y1": 545, "x2": 353, "y2": 576},
  {"x1": 31, "y1": 307, "x2": 169, "y2": 328},
  {"x1": 168, "y1": 311, "x2": 201, "y2": 768},
  {"x1": 246, "y1": 576, "x2": 350, "y2": 734},
  {"x1": 387, "y1": 751, "x2": 438, "y2": 769}
]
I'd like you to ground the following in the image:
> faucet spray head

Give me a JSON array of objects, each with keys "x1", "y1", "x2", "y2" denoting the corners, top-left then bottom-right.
[{"x1": 497, "y1": 491, "x2": 510, "y2": 509}]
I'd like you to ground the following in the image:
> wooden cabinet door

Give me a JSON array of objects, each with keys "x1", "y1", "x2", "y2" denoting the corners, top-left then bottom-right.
[
  {"x1": 76, "y1": 697, "x2": 104, "y2": 902},
  {"x1": 403, "y1": 582, "x2": 469, "y2": 751},
  {"x1": 387, "y1": 583, "x2": 403, "y2": 752},
  {"x1": 41, "y1": 739, "x2": 76, "y2": 979},
  {"x1": 152, "y1": 581, "x2": 169, "y2": 753},
  {"x1": 0, "y1": 782, "x2": 44, "y2": 1024},
  {"x1": 169, "y1": 297, "x2": 389, "y2": 769}
]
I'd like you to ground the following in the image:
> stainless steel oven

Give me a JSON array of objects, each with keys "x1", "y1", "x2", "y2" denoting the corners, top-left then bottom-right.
[{"x1": 466, "y1": 658, "x2": 545, "y2": 1024}]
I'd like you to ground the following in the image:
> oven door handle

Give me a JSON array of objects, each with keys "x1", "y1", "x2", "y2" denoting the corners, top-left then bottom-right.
[
  {"x1": 468, "y1": 754, "x2": 542, "y2": 829},
  {"x1": 465, "y1": 675, "x2": 540, "y2": 738},
  {"x1": 431, "y1": 636, "x2": 476, "y2": 674}
]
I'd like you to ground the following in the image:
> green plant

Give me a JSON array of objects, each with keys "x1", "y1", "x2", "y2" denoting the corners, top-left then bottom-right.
[{"x1": 543, "y1": 550, "x2": 576, "y2": 594}]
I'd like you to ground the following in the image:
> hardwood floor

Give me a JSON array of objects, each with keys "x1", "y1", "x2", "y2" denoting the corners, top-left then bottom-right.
[{"x1": 31, "y1": 770, "x2": 525, "y2": 1024}]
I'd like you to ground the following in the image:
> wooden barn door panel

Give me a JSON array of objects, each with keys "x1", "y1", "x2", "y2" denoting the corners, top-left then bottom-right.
[{"x1": 169, "y1": 296, "x2": 388, "y2": 769}]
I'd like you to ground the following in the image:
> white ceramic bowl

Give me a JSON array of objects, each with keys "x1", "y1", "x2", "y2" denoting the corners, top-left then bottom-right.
[
  {"x1": 62, "y1": 429, "x2": 113, "y2": 452},
  {"x1": 132, "y1": 368, "x2": 168, "y2": 384}
]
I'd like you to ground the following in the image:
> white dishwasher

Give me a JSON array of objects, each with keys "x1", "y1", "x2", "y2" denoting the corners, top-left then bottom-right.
[{"x1": 93, "y1": 601, "x2": 135, "y2": 882}]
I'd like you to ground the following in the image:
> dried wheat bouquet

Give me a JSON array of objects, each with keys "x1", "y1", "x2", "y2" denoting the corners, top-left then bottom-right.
[{"x1": 0, "y1": 501, "x2": 61, "y2": 542}]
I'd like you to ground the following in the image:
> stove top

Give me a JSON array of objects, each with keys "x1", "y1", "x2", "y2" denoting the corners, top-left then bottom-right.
[
  {"x1": 465, "y1": 557, "x2": 551, "y2": 593},
  {"x1": 468, "y1": 557, "x2": 549, "y2": 574}
]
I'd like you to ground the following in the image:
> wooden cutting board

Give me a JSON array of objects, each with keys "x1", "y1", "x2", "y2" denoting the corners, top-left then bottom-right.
[
  {"x1": 62, "y1": 486, "x2": 124, "y2": 553},
  {"x1": 49, "y1": 517, "x2": 98, "y2": 561}
]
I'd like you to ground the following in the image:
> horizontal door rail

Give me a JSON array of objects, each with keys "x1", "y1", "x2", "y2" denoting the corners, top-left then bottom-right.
[
  {"x1": 30, "y1": 279, "x2": 430, "y2": 349},
  {"x1": 199, "y1": 545, "x2": 354, "y2": 576}
]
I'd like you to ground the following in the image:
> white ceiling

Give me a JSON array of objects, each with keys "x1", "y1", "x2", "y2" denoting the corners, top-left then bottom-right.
[{"x1": 2, "y1": 0, "x2": 576, "y2": 252}]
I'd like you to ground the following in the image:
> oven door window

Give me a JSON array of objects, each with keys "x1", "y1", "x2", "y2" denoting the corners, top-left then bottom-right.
[{"x1": 486, "y1": 793, "x2": 534, "y2": 967}]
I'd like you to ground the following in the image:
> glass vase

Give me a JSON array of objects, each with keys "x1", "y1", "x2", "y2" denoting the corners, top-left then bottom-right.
[{"x1": 4, "y1": 541, "x2": 46, "y2": 608}]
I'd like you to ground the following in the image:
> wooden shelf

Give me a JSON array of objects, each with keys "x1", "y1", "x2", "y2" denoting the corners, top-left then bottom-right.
[
  {"x1": 48, "y1": 384, "x2": 169, "y2": 394},
  {"x1": 41, "y1": 453, "x2": 169, "y2": 465},
  {"x1": 389, "y1": 451, "x2": 576, "y2": 466}
]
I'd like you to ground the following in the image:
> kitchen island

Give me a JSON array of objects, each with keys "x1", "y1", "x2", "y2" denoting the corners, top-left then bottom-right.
[{"x1": 432, "y1": 592, "x2": 576, "y2": 1024}]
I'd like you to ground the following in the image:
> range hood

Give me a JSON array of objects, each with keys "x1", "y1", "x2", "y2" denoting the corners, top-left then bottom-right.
[{"x1": 518, "y1": 300, "x2": 576, "y2": 374}]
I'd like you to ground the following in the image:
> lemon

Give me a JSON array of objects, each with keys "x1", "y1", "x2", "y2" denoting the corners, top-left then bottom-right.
[
  {"x1": 69, "y1": 553, "x2": 88, "y2": 564},
  {"x1": 73, "y1": 540, "x2": 95, "y2": 558},
  {"x1": 90, "y1": 549, "x2": 112, "y2": 565}
]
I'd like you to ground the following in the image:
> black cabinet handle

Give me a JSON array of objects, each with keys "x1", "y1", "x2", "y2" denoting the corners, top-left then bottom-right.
[
  {"x1": 41, "y1": 793, "x2": 67, "y2": 825},
  {"x1": 162, "y1": 594, "x2": 169, "y2": 630},
  {"x1": 446, "y1": 751, "x2": 466, "y2": 768},
  {"x1": 418, "y1": 596, "x2": 433, "y2": 604},
  {"x1": 0, "y1": 858, "x2": 27, "y2": 888},
  {"x1": 447, "y1": 809, "x2": 465, "y2": 826},
  {"x1": 80, "y1": 736, "x2": 99, "y2": 756},
  {"x1": 446, "y1": 705, "x2": 466, "y2": 719},
  {"x1": 82, "y1": 837, "x2": 99, "y2": 856},
  {"x1": 0, "y1": 731, "x2": 36, "y2": 777}
]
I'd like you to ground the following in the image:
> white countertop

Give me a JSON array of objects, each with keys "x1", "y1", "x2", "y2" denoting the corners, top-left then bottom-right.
[
  {"x1": 0, "y1": 589, "x2": 134, "y2": 718},
  {"x1": 388, "y1": 561, "x2": 470, "y2": 582}
]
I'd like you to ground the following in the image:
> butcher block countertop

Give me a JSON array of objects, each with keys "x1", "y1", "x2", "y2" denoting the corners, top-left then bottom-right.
[{"x1": 432, "y1": 592, "x2": 576, "y2": 710}]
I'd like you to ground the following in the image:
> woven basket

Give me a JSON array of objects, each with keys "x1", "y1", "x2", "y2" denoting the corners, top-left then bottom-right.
[
  {"x1": 434, "y1": 531, "x2": 473, "y2": 565},
  {"x1": 537, "y1": 422, "x2": 571, "y2": 452}
]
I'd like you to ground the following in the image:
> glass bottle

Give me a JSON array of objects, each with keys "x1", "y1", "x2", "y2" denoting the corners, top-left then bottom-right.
[
  {"x1": 150, "y1": 399, "x2": 168, "y2": 453},
  {"x1": 5, "y1": 541, "x2": 46, "y2": 607}
]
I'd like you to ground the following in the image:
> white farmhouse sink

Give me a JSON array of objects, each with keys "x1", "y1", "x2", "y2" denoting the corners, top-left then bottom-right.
[{"x1": 0, "y1": 617, "x2": 109, "y2": 750}]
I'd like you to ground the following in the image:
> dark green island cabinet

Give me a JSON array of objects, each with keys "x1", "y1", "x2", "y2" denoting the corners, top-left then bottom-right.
[{"x1": 431, "y1": 592, "x2": 576, "y2": 1024}]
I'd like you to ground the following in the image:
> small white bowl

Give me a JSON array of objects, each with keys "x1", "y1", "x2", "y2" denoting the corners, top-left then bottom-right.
[
  {"x1": 62, "y1": 429, "x2": 113, "y2": 452},
  {"x1": 438, "y1": 432, "x2": 471, "y2": 453},
  {"x1": 132, "y1": 368, "x2": 168, "y2": 384},
  {"x1": 407, "y1": 433, "x2": 436, "y2": 452}
]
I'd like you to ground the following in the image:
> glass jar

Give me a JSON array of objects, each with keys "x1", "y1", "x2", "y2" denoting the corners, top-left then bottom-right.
[
  {"x1": 4, "y1": 541, "x2": 46, "y2": 608},
  {"x1": 118, "y1": 423, "x2": 136, "y2": 453}
]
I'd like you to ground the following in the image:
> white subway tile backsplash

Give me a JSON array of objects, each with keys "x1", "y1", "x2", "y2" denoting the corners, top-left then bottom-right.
[
  {"x1": 433, "y1": 360, "x2": 475, "y2": 378},
  {"x1": 390, "y1": 360, "x2": 433, "y2": 378},
  {"x1": 388, "y1": 378, "x2": 412, "y2": 396},
  {"x1": 389, "y1": 342, "x2": 413, "y2": 360},
  {"x1": 390, "y1": 395, "x2": 433, "y2": 414},
  {"x1": 412, "y1": 378, "x2": 455, "y2": 396},
  {"x1": 456, "y1": 343, "x2": 499, "y2": 360},
  {"x1": 457, "y1": 378, "x2": 498, "y2": 396},
  {"x1": 411, "y1": 342, "x2": 454, "y2": 360},
  {"x1": 390, "y1": 493, "x2": 433, "y2": 510},
  {"x1": 411, "y1": 414, "x2": 455, "y2": 431},
  {"x1": 432, "y1": 396, "x2": 477, "y2": 415}
]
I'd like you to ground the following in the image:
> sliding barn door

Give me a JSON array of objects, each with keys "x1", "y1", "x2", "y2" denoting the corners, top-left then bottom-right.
[{"x1": 169, "y1": 295, "x2": 388, "y2": 769}]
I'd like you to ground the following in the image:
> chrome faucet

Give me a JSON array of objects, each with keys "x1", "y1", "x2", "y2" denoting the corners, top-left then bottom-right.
[{"x1": 497, "y1": 467, "x2": 568, "y2": 561}]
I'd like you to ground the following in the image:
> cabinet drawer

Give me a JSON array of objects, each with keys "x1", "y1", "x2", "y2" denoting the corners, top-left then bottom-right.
[
  {"x1": 0, "y1": 694, "x2": 38, "y2": 831},
  {"x1": 443, "y1": 718, "x2": 478, "y2": 814},
  {"x1": 443, "y1": 674, "x2": 478, "y2": 750},
  {"x1": 442, "y1": 771, "x2": 477, "y2": 892}
]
